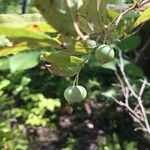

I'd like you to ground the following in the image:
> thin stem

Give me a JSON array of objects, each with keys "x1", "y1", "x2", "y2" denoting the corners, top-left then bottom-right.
[
  {"x1": 106, "y1": 4, "x2": 135, "y2": 30},
  {"x1": 115, "y1": 71, "x2": 126, "y2": 96},
  {"x1": 139, "y1": 78, "x2": 147, "y2": 97},
  {"x1": 66, "y1": 0, "x2": 86, "y2": 40},
  {"x1": 111, "y1": 97, "x2": 142, "y2": 121},
  {"x1": 119, "y1": 51, "x2": 139, "y2": 99},
  {"x1": 118, "y1": 51, "x2": 150, "y2": 134},
  {"x1": 73, "y1": 74, "x2": 79, "y2": 87},
  {"x1": 138, "y1": 96, "x2": 150, "y2": 134}
]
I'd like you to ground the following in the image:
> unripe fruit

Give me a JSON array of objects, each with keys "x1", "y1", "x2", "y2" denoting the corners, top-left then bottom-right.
[
  {"x1": 85, "y1": 39, "x2": 97, "y2": 49},
  {"x1": 95, "y1": 44, "x2": 114, "y2": 64},
  {"x1": 64, "y1": 85, "x2": 87, "y2": 103}
]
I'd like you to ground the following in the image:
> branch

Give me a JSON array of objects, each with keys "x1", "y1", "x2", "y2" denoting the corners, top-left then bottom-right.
[
  {"x1": 139, "y1": 78, "x2": 147, "y2": 97},
  {"x1": 106, "y1": 5, "x2": 136, "y2": 30},
  {"x1": 111, "y1": 97, "x2": 143, "y2": 122},
  {"x1": 115, "y1": 51, "x2": 150, "y2": 135},
  {"x1": 119, "y1": 51, "x2": 139, "y2": 99}
]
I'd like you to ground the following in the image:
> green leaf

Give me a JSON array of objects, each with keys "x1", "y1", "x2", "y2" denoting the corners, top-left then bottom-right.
[
  {"x1": 0, "y1": 35, "x2": 13, "y2": 47},
  {"x1": 41, "y1": 51, "x2": 85, "y2": 68},
  {"x1": 124, "y1": 11, "x2": 140, "y2": 19},
  {"x1": 102, "y1": 88, "x2": 116, "y2": 98},
  {"x1": 58, "y1": 35, "x2": 93, "y2": 54},
  {"x1": 125, "y1": 63, "x2": 144, "y2": 78},
  {"x1": 46, "y1": 64, "x2": 81, "y2": 77},
  {"x1": 107, "y1": 9, "x2": 119, "y2": 21},
  {"x1": 9, "y1": 51, "x2": 40, "y2": 73},
  {"x1": 39, "y1": 98, "x2": 61, "y2": 111},
  {"x1": 101, "y1": 60, "x2": 117, "y2": 71},
  {"x1": 0, "y1": 58, "x2": 9, "y2": 70},
  {"x1": 134, "y1": 7, "x2": 150, "y2": 28},
  {"x1": 118, "y1": 34, "x2": 141, "y2": 52},
  {"x1": 80, "y1": 0, "x2": 106, "y2": 33},
  {"x1": 26, "y1": 114, "x2": 47, "y2": 126},
  {"x1": 0, "y1": 79, "x2": 10, "y2": 90},
  {"x1": 34, "y1": 0, "x2": 80, "y2": 35}
]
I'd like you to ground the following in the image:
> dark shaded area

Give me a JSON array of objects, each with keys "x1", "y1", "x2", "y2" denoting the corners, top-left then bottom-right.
[
  {"x1": 21, "y1": 0, "x2": 27, "y2": 14},
  {"x1": 136, "y1": 21, "x2": 150, "y2": 75},
  {"x1": 26, "y1": 102, "x2": 150, "y2": 150}
]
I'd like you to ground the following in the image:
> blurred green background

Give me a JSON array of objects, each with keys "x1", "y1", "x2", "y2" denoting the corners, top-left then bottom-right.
[{"x1": 0, "y1": 0, "x2": 150, "y2": 150}]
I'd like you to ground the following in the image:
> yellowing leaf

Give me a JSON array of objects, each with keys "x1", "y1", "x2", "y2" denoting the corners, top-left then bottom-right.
[
  {"x1": 0, "y1": 25, "x2": 61, "y2": 57},
  {"x1": 41, "y1": 51, "x2": 85, "y2": 68},
  {"x1": 25, "y1": 22, "x2": 57, "y2": 33},
  {"x1": 74, "y1": 41, "x2": 87, "y2": 53},
  {"x1": 134, "y1": 7, "x2": 150, "y2": 27},
  {"x1": 107, "y1": 9, "x2": 119, "y2": 21},
  {"x1": 0, "y1": 39, "x2": 59, "y2": 57},
  {"x1": 0, "y1": 25, "x2": 51, "y2": 40}
]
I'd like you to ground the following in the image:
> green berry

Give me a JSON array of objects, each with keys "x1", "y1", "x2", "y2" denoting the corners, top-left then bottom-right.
[
  {"x1": 64, "y1": 85, "x2": 87, "y2": 103},
  {"x1": 85, "y1": 39, "x2": 97, "y2": 49},
  {"x1": 95, "y1": 44, "x2": 114, "y2": 64}
]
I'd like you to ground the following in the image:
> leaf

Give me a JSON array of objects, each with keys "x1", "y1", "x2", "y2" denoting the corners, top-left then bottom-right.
[
  {"x1": 9, "y1": 51, "x2": 40, "y2": 73},
  {"x1": 46, "y1": 64, "x2": 81, "y2": 77},
  {"x1": 26, "y1": 114, "x2": 47, "y2": 126},
  {"x1": 34, "y1": 0, "x2": 81, "y2": 35},
  {"x1": 0, "y1": 39, "x2": 59, "y2": 57},
  {"x1": 0, "y1": 25, "x2": 52, "y2": 40},
  {"x1": 0, "y1": 58, "x2": 9, "y2": 70},
  {"x1": 43, "y1": 98, "x2": 61, "y2": 111},
  {"x1": 118, "y1": 34, "x2": 141, "y2": 52},
  {"x1": 101, "y1": 60, "x2": 117, "y2": 71},
  {"x1": 0, "y1": 35, "x2": 13, "y2": 47},
  {"x1": 0, "y1": 25, "x2": 61, "y2": 57},
  {"x1": 125, "y1": 63, "x2": 144, "y2": 78},
  {"x1": 124, "y1": 11, "x2": 140, "y2": 19},
  {"x1": 58, "y1": 35, "x2": 93, "y2": 54},
  {"x1": 58, "y1": 34, "x2": 75, "y2": 51},
  {"x1": 41, "y1": 51, "x2": 85, "y2": 68},
  {"x1": 107, "y1": 9, "x2": 119, "y2": 21},
  {"x1": 134, "y1": 7, "x2": 150, "y2": 28},
  {"x1": 74, "y1": 41, "x2": 89, "y2": 53},
  {"x1": 0, "y1": 80, "x2": 10, "y2": 90},
  {"x1": 80, "y1": 0, "x2": 106, "y2": 33},
  {"x1": 25, "y1": 22, "x2": 57, "y2": 33},
  {"x1": 102, "y1": 88, "x2": 116, "y2": 98}
]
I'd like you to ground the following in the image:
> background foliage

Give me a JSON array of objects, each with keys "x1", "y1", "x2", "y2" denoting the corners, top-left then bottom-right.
[{"x1": 0, "y1": 0, "x2": 150, "y2": 150}]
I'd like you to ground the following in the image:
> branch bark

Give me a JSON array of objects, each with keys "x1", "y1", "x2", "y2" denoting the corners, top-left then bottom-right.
[{"x1": 112, "y1": 51, "x2": 150, "y2": 135}]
